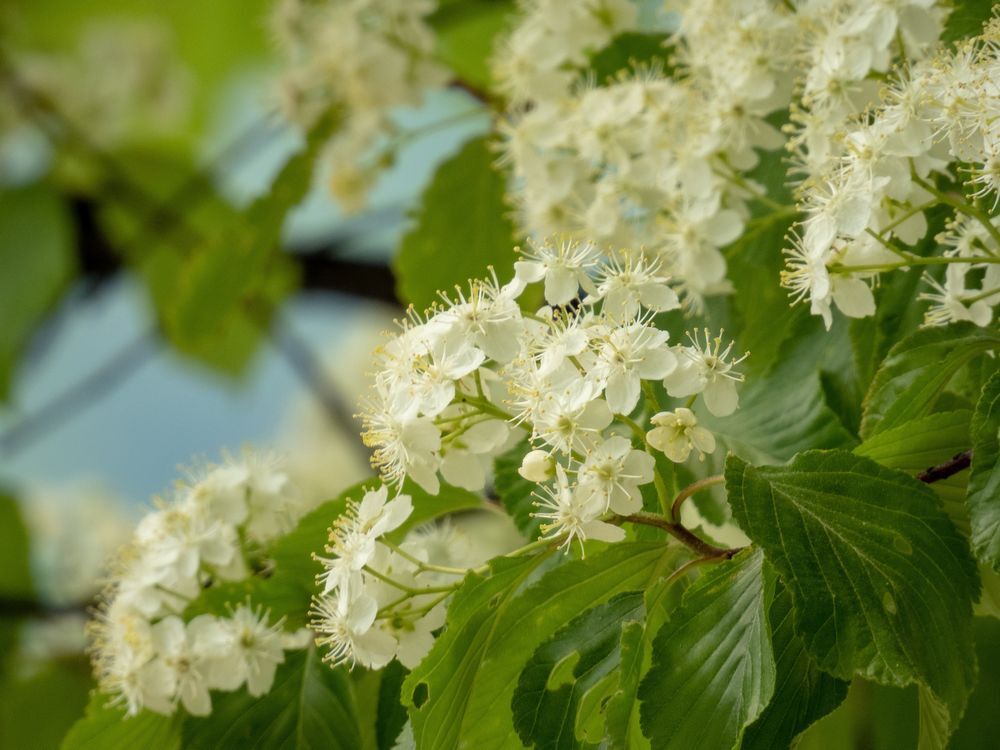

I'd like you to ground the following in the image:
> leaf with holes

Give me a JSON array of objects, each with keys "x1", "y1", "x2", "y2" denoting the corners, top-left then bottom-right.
[
  {"x1": 512, "y1": 591, "x2": 644, "y2": 749},
  {"x1": 403, "y1": 542, "x2": 679, "y2": 750},
  {"x1": 726, "y1": 450, "x2": 979, "y2": 747}
]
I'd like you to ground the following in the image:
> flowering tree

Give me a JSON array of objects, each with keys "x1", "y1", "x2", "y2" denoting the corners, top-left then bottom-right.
[{"x1": 7, "y1": 0, "x2": 995, "y2": 748}]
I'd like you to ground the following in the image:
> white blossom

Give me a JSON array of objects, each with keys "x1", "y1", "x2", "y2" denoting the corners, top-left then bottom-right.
[{"x1": 647, "y1": 408, "x2": 716, "y2": 463}]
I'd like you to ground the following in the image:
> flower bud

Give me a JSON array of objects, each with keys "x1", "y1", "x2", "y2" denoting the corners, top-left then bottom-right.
[{"x1": 518, "y1": 449, "x2": 556, "y2": 483}]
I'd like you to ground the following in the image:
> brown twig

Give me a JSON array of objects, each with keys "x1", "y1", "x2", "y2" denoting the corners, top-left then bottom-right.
[
  {"x1": 917, "y1": 450, "x2": 973, "y2": 483},
  {"x1": 622, "y1": 512, "x2": 740, "y2": 559}
]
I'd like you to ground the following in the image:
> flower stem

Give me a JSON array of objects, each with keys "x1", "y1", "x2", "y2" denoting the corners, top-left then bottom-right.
[
  {"x1": 362, "y1": 566, "x2": 458, "y2": 595},
  {"x1": 831, "y1": 255, "x2": 1000, "y2": 274},
  {"x1": 670, "y1": 474, "x2": 725, "y2": 523},
  {"x1": 911, "y1": 171, "x2": 1000, "y2": 250},
  {"x1": 380, "y1": 539, "x2": 471, "y2": 576}
]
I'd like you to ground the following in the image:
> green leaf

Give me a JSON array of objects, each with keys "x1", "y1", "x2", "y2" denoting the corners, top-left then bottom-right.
[
  {"x1": 850, "y1": 266, "x2": 925, "y2": 392},
  {"x1": 854, "y1": 409, "x2": 972, "y2": 525},
  {"x1": 493, "y1": 439, "x2": 543, "y2": 538},
  {"x1": 968, "y1": 372, "x2": 1000, "y2": 571},
  {"x1": 430, "y1": 1, "x2": 515, "y2": 93},
  {"x1": 0, "y1": 656, "x2": 91, "y2": 750},
  {"x1": 403, "y1": 542, "x2": 679, "y2": 750},
  {"x1": 725, "y1": 211, "x2": 801, "y2": 374},
  {"x1": 950, "y1": 617, "x2": 1000, "y2": 749},
  {"x1": 61, "y1": 692, "x2": 182, "y2": 750},
  {"x1": 376, "y1": 662, "x2": 410, "y2": 750},
  {"x1": 942, "y1": 0, "x2": 995, "y2": 43},
  {"x1": 603, "y1": 620, "x2": 646, "y2": 750},
  {"x1": 859, "y1": 322, "x2": 1000, "y2": 439},
  {"x1": 401, "y1": 553, "x2": 542, "y2": 749},
  {"x1": 182, "y1": 646, "x2": 361, "y2": 749},
  {"x1": 0, "y1": 182, "x2": 76, "y2": 399},
  {"x1": 512, "y1": 591, "x2": 644, "y2": 749},
  {"x1": 742, "y1": 585, "x2": 848, "y2": 750},
  {"x1": 700, "y1": 317, "x2": 856, "y2": 464},
  {"x1": 854, "y1": 410, "x2": 971, "y2": 472},
  {"x1": 165, "y1": 112, "x2": 337, "y2": 372},
  {"x1": 587, "y1": 33, "x2": 673, "y2": 83},
  {"x1": 726, "y1": 450, "x2": 979, "y2": 745},
  {"x1": 0, "y1": 493, "x2": 35, "y2": 600},
  {"x1": 394, "y1": 136, "x2": 518, "y2": 311},
  {"x1": 638, "y1": 549, "x2": 775, "y2": 750}
]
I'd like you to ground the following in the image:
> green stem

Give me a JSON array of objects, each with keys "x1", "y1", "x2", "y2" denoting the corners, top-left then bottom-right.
[
  {"x1": 877, "y1": 200, "x2": 937, "y2": 236},
  {"x1": 471, "y1": 539, "x2": 555, "y2": 576},
  {"x1": 380, "y1": 539, "x2": 471, "y2": 576},
  {"x1": 719, "y1": 162, "x2": 793, "y2": 213},
  {"x1": 961, "y1": 286, "x2": 1000, "y2": 304},
  {"x1": 912, "y1": 172, "x2": 1000, "y2": 251},
  {"x1": 642, "y1": 380, "x2": 663, "y2": 413},
  {"x1": 363, "y1": 566, "x2": 457, "y2": 595},
  {"x1": 456, "y1": 393, "x2": 516, "y2": 421},
  {"x1": 865, "y1": 228, "x2": 914, "y2": 262},
  {"x1": 617, "y1": 413, "x2": 648, "y2": 444},
  {"x1": 831, "y1": 255, "x2": 1000, "y2": 274}
]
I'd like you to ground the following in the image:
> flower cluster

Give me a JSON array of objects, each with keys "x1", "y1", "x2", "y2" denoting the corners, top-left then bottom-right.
[
  {"x1": 88, "y1": 450, "x2": 309, "y2": 717},
  {"x1": 3, "y1": 20, "x2": 190, "y2": 151},
  {"x1": 360, "y1": 238, "x2": 747, "y2": 552},
  {"x1": 270, "y1": 0, "x2": 448, "y2": 211},
  {"x1": 497, "y1": 0, "x2": 798, "y2": 306},
  {"x1": 493, "y1": 0, "x2": 638, "y2": 104},
  {"x1": 310, "y1": 486, "x2": 518, "y2": 669},
  {"x1": 785, "y1": 15, "x2": 1000, "y2": 328}
]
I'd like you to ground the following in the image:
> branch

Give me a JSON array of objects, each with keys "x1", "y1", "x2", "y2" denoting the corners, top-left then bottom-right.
[
  {"x1": 917, "y1": 450, "x2": 972, "y2": 483},
  {"x1": 270, "y1": 318, "x2": 372, "y2": 466},
  {"x1": 0, "y1": 328, "x2": 159, "y2": 456},
  {"x1": 621, "y1": 513, "x2": 740, "y2": 559}
]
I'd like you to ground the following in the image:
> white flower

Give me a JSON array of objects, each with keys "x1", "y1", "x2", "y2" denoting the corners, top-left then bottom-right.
[
  {"x1": 207, "y1": 605, "x2": 286, "y2": 697},
  {"x1": 436, "y1": 273, "x2": 526, "y2": 364},
  {"x1": 919, "y1": 264, "x2": 995, "y2": 327},
  {"x1": 594, "y1": 321, "x2": 677, "y2": 415},
  {"x1": 589, "y1": 253, "x2": 680, "y2": 322},
  {"x1": 311, "y1": 588, "x2": 397, "y2": 670},
  {"x1": 363, "y1": 391, "x2": 442, "y2": 492},
  {"x1": 534, "y1": 465, "x2": 625, "y2": 553},
  {"x1": 663, "y1": 330, "x2": 747, "y2": 417},
  {"x1": 412, "y1": 330, "x2": 486, "y2": 418},
  {"x1": 529, "y1": 309, "x2": 592, "y2": 377},
  {"x1": 151, "y1": 615, "x2": 226, "y2": 716},
  {"x1": 318, "y1": 487, "x2": 414, "y2": 594},
  {"x1": 576, "y1": 436, "x2": 654, "y2": 515},
  {"x1": 647, "y1": 409, "x2": 716, "y2": 463},
  {"x1": 514, "y1": 237, "x2": 601, "y2": 306},
  {"x1": 532, "y1": 377, "x2": 613, "y2": 455}
]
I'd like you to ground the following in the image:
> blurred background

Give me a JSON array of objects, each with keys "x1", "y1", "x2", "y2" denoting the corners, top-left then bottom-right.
[
  {"x1": 2, "y1": 2, "x2": 992, "y2": 748},
  {"x1": 0, "y1": 1, "x2": 494, "y2": 745}
]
